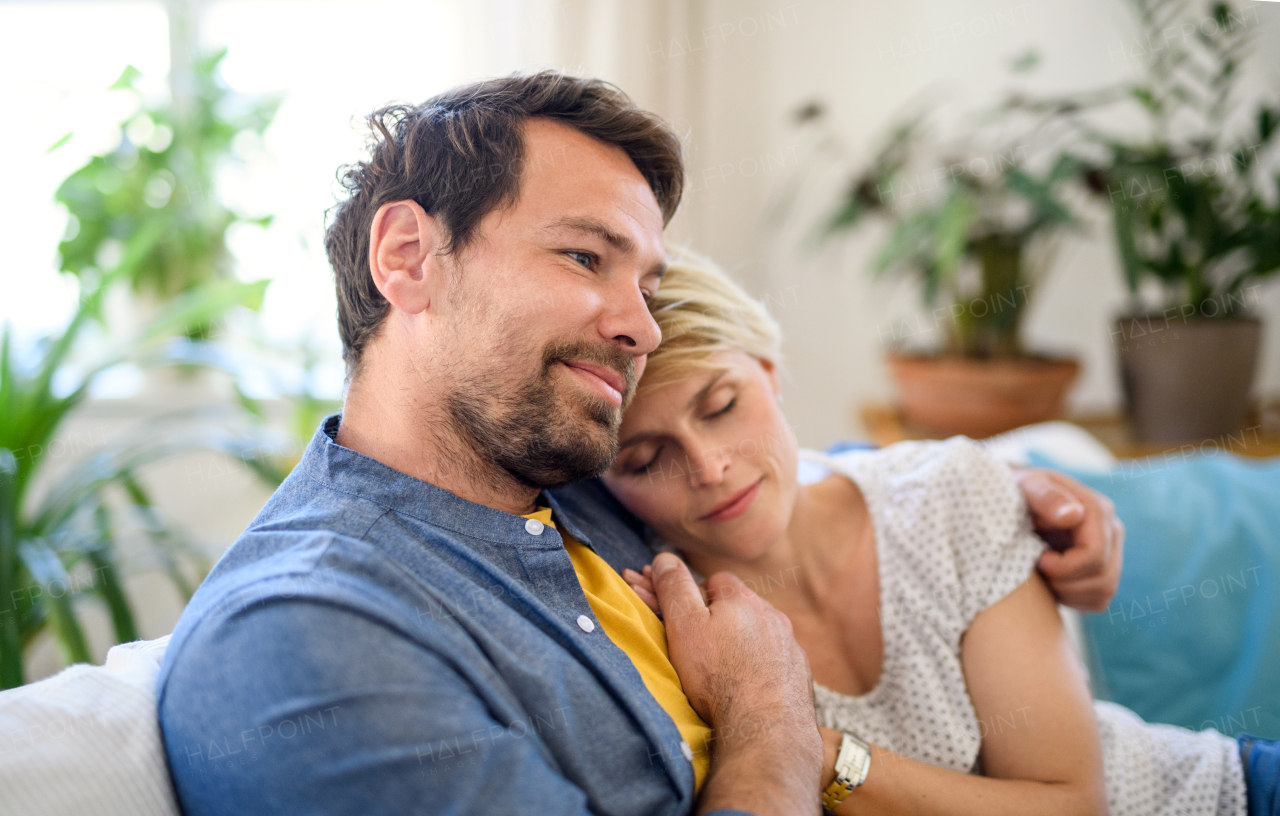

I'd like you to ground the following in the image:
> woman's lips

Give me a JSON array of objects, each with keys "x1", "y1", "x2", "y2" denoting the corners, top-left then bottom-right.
[
  {"x1": 700, "y1": 477, "x2": 764, "y2": 522},
  {"x1": 562, "y1": 361, "x2": 624, "y2": 408}
]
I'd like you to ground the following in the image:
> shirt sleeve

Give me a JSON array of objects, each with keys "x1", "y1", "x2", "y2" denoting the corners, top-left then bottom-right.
[
  {"x1": 159, "y1": 596, "x2": 597, "y2": 816},
  {"x1": 935, "y1": 437, "x2": 1047, "y2": 626}
]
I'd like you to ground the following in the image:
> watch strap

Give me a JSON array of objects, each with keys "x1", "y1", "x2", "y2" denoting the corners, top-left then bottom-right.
[{"x1": 821, "y1": 732, "x2": 871, "y2": 810}]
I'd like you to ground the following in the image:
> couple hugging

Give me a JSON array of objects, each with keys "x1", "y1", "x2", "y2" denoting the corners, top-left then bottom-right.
[{"x1": 157, "y1": 71, "x2": 1277, "y2": 816}]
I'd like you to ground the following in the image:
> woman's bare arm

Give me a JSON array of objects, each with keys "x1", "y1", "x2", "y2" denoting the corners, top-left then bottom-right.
[
  {"x1": 627, "y1": 565, "x2": 1109, "y2": 816},
  {"x1": 819, "y1": 571, "x2": 1107, "y2": 816}
]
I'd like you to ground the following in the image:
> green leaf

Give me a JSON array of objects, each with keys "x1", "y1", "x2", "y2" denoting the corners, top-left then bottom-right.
[
  {"x1": 1112, "y1": 200, "x2": 1144, "y2": 295},
  {"x1": 0, "y1": 450, "x2": 23, "y2": 688},
  {"x1": 109, "y1": 64, "x2": 141, "y2": 91},
  {"x1": 1006, "y1": 168, "x2": 1074, "y2": 228},
  {"x1": 88, "y1": 505, "x2": 137, "y2": 643},
  {"x1": 17, "y1": 540, "x2": 91, "y2": 666},
  {"x1": 934, "y1": 189, "x2": 976, "y2": 281},
  {"x1": 46, "y1": 132, "x2": 73, "y2": 154},
  {"x1": 1010, "y1": 50, "x2": 1040, "y2": 73},
  {"x1": 134, "y1": 277, "x2": 269, "y2": 348}
]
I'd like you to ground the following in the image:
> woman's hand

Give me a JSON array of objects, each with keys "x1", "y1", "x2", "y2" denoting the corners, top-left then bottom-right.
[
  {"x1": 621, "y1": 566, "x2": 661, "y2": 615},
  {"x1": 623, "y1": 564, "x2": 712, "y2": 617},
  {"x1": 1014, "y1": 468, "x2": 1125, "y2": 613}
]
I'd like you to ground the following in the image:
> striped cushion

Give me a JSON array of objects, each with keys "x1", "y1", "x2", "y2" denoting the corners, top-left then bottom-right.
[{"x1": 0, "y1": 636, "x2": 179, "y2": 815}]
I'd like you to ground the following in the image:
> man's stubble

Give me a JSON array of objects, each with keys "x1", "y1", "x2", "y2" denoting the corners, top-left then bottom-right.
[{"x1": 439, "y1": 266, "x2": 637, "y2": 491}]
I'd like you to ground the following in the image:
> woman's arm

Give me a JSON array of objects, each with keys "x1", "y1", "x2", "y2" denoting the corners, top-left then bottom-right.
[
  {"x1": 821, "y1": 571, "x2": 1108, "y2": 816},
  {"x1": 626, "y1": 566, "x2": 1109, "y2": 816}
]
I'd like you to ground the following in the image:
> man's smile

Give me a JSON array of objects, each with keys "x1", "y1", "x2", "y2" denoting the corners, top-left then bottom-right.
[{"x1": 561, "y1": 360, "x2": 625, "y2": 408}]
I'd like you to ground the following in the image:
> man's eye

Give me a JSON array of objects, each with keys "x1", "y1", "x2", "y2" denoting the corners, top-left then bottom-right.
[{"x1": 566, "y1": 251, "x2": 594, "y2": 268}]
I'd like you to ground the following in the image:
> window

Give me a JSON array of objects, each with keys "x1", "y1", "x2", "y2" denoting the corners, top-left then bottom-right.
[
  {"x1": 0, "y1": 0, "x2": 466, "y2": 397},
  {"x1": 0, "y1": 1, "x2": 170, "y2": 338}
]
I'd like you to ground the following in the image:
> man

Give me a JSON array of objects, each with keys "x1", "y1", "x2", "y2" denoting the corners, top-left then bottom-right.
[{"x1": 157, "y1": 72, "x2": 1123, "y2": 815}]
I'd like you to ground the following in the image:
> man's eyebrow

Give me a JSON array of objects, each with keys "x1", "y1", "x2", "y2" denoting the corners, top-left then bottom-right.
[{"x1": 544, "y1": 216, "x2": 635, "y2": 254}]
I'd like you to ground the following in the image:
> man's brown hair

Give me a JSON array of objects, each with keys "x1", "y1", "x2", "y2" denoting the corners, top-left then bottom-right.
[{"x1": 324, "y1": 71, "x2": 685, "y2": 371}]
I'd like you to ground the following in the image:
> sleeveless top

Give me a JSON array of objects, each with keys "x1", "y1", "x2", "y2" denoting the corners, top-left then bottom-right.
[{"x1": 801, "y1": 438, "x2": 1246, "y2": 816}]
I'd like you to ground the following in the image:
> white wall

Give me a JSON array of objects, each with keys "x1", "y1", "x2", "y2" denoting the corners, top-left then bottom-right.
[{"x1": 551, "y1": 0, "x2": 1280, "y2": 447}]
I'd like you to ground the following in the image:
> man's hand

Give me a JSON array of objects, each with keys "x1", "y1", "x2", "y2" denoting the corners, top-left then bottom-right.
[
  {"x1": 649, "y1": 552, "x2": 824, "y2": 816},
  {"x1": 1014, "y1": 468, "x2": 1125, "y2": 613}
]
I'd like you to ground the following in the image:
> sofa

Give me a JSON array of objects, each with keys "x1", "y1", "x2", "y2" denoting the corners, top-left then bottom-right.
[{"x1": 0, "y1": 635, "x2": 180, "y2": 816}]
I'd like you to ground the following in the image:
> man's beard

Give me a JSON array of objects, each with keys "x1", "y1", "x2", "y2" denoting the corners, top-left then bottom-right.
[{"x1": 445, "y1": 339, "x2": 636, "y2": 490}]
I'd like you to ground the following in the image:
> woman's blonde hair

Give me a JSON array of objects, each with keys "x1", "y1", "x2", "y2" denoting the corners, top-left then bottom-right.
[{"x1": 640, "y1": 248, "x2": 783, "y2": 395}]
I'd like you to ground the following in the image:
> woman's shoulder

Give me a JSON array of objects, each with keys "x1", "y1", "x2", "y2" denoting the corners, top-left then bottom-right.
[
  {"x1": 810, "y1": 436, "x2": 1017, "y2": 504},
  {"x1": 812, "y1": 437, "x2": 1044, "y2": 625}
]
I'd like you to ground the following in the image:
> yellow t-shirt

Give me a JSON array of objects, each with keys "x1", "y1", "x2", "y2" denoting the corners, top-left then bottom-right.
[{"x1": 523, "y1": 506, "x2": 711, "y2": 791}]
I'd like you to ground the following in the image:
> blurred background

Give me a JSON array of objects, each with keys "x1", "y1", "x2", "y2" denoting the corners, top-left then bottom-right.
[{"x1": 2, "y1": 0, "x2": 1279, "y2": 736}]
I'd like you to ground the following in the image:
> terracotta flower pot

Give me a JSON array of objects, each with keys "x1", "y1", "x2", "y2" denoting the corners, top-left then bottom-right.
[
  {"x1": 888, "y1": 354, "x2": 1081, "y2": 439},
  {"x1": 1114, "y1": 315, "x2": 1261, "y2": 443}
]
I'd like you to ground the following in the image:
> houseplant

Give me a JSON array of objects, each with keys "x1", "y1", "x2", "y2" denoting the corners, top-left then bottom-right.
[
  {"x1": 0, "y1": 262, "x2": 273, "y2": 688},
  {"x1": 54, "y1": 48, "x2": 278, "y2": 321},
  {"x1": 0, "y1": 49, "x2": 287, "y2": 687},
  {"x1": 795, "y1": 109, "x2": 1083, "y2": 437},
  {"x1": 1015, "y1": 0, "x2": 1280, "y2": 441}
]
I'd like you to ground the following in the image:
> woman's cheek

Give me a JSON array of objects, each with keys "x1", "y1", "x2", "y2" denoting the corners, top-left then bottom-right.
[{"x1": 633, "y1": 479, "x2": 688, "y2": 529}]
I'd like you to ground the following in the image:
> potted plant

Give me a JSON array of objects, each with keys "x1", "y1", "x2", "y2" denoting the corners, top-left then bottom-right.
[
  {"x1": 1014, "y1": 0, "x2": 1280, "y2": 441},
  {"x1": 793, "y1": 109, "x2": 1083, "y2": 438},
  {"x1": 0, "y1": 263, "x2": 275, "y2": 688},
  {"x1": 0, "y1": 50, "x2": 288, "y2": 687},
  {"x1": 54, "y1": 48, "x2": 279, "y2": 333}
]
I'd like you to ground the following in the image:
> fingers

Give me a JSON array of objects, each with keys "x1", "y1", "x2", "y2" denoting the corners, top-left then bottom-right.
[
  {"x1": 622, "y1": 568, "x2": 662, "y2": 616},
  {"x1": 1019, "y1": 468, "x2": 1126, "y2": 613},
  {"x1": 1039, "y1": 516, "x2": 1125, "y2": 613},
  {"x1": 1016, "y1": 468, "x2": 1086, "y2": 528},
  {"x1": 623, "y1": 567, "x2": 654, "y2": 593},
  {"x1": 703, "y1": 570, "x2": 752, "y2": 605},
  {"x1": 642, "y1": 563, "x2": 711, "y2": 605},
  {"x1": 1037, "y1": 496, "x2": 1113, "y2": 582},
  {"x1": 649, "y1": 552, "x2": 710, "y2": 624}
]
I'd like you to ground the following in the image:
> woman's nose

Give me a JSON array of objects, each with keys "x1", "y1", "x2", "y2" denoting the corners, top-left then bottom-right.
[{"x1": 688, "y1": 442, "x2": 732, "y2": 487}]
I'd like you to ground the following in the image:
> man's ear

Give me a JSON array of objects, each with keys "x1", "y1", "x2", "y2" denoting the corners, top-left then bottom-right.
[{"x1": 368, "y1": 200, "x2": 443, "y2": 315}]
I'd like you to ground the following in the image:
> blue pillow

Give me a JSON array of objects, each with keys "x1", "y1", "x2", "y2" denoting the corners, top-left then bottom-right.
[{"x1": 1030, "y1": 451, "x2": 1280, "y2": 739}]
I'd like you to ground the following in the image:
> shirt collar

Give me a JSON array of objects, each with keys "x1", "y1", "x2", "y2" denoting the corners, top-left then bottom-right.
[{"x1": 300, "y1": 414, "x2": 596, "y2": 548}]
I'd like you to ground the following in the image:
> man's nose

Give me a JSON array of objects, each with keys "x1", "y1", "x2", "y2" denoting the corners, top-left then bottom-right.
[{"x1": 599, "y1": 280, "x2": 661, "y2": 358}]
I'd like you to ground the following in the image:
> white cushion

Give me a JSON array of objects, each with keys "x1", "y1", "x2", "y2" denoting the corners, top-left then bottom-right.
[
  {"x1": 982, "y1": 420, "x2": 1117, "y2": 472},
  {"x1": 0, "y1": 635, "x2": 180, "y2": 816}
]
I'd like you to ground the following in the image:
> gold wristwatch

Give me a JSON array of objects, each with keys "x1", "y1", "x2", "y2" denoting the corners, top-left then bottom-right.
[{"x1": 821, "y1": 732, "x2": 871, "y2": 811}]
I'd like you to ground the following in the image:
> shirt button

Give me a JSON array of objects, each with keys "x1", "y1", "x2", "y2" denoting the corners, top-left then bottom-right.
[
  {"x1": 680, "y1": 741, "x2": 693, "y2": 762},
  {"x1": 525, "y1": 518, "x2": 545, "y2": 535},
  {"x1": 576, "y1": 615, "x2": 595, "y2": 633}
]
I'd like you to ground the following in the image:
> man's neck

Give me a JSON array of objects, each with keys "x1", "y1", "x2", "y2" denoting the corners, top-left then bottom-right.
[{"x1": 336, "y1": 374, "x2": 542, "y2": 517}]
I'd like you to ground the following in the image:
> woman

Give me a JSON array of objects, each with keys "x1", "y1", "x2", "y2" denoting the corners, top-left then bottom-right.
[{"x1": 601, "y1": 251, "x2": 1276, "y2": 816}]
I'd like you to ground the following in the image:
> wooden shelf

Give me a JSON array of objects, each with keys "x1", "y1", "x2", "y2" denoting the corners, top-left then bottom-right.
[{"x1": 858, "y1": 402, "x2": 1280, "y2": 460}]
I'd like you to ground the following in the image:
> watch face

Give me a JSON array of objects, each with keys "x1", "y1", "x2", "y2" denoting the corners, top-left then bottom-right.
[{"x1": 836, "y1": 734, "x2": 871, "y2": 787}]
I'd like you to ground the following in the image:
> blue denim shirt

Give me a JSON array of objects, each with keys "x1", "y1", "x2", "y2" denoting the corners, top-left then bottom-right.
[{"x1": 157, "y1": 415, "x2": 755, "y2": 815}]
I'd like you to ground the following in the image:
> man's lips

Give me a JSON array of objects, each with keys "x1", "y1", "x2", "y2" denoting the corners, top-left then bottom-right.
[
  {"x1": 700, "y1": 477, "x2": 764, "y2": 522},
  {"x1": 561, "y1": 361, "x2": 626, "y2": 407}
]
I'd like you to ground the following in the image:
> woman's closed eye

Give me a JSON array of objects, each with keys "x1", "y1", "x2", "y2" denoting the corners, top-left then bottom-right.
[
  {"x1": 629, "y1": 445, "x2": 663, "y2": 475},
  {"x1": 707, "y1": 396, "x2": 736, "y2": 419}
]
